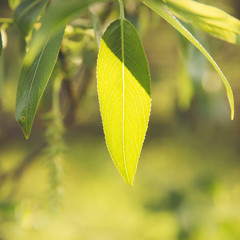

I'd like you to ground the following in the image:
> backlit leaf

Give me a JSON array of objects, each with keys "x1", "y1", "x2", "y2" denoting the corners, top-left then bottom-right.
[
  {"x1": 15, "y1": 28, "x2": 65, "y2": 139},
  {"x1": 97, "y1": 19, "x2": 151, "y2": 185},
  {"x1": 14, "y1": 0, "x2": 49, "y2": 36},
  {"x1": 142, "y1": 0, "x2": 234, "y2": 120},
  {"x1": 163, "y1": 0, "x2": 240, "y2": 45}
]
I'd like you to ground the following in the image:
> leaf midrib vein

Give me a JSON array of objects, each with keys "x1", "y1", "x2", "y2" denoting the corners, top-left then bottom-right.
[
  {"x1": 120, "y1": 18, "x2": 129, "y2": 182},
  {"x1": 25, "y1": 38, "x2": 49, "y2": 132}
]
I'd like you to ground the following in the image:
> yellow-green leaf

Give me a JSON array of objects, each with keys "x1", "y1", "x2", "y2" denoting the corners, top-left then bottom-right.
[
  {"x1": 142, "y1": 0, "x2": 234, "y2": 120},
  {"x1": 97, "y1": 19, "x2": 151, "y2": 185},
  {"x1": 163, "y1": 0, "x2": 240, "y2": 45}
]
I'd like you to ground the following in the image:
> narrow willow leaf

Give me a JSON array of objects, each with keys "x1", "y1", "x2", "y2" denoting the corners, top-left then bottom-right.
[
  {"x1": 143, "y1": 0, "x2": 234, "y2": 120},
  {"x1": 163, "y1": 0, "x2": 240, "y2": 45},
  {"x1": 25, "y1": 0, "x2": 103, "y2": 65},
  {"x1": 14, "y1": 0, "x2": 49, "y2": 36},
  {"x1": 15, "y1": 29, "x2": 65, "y2": 139},
  {"x1": 97, "y1": 19, "x2": 151, "y2": 185}
]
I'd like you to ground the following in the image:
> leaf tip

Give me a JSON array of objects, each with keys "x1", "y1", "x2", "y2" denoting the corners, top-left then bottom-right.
[
  {"x1": 128, "y1": 181, "x2": 134, "y2": 187},
  {"x1": 121, "y1": 170, "x2": 135, "y2": 186},
  {"x1": 231, "y1": 110, "x2": 234, "y2": 120},
  {"x1": 21, "y1": 127, "x2": 30, "y2": 140},
  {"x1": 15, "y1": 114, "x2": 30, "y2": 139},
  {"x1": 23, "y1": 134, "x2": 30, "y2": 140},
  {"x1": 123, "y1": 176, "x2": 134, "y2": 186},
  {"x1": 228, "y1": 93, "x2": 234, "y2": 120},
  {"x1": 23, "y1": 129, "x2": 30, "y2": 140}
]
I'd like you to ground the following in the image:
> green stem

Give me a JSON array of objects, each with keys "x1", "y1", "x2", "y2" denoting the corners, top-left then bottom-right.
[
  {"x1": 53, "y1": 76, "x2": 62, "y2": 117},
  {"x1": 0, "y1": 18, "x2": 13, "y2": 24},
  {"x1": 118, "y1": 0, "x2": 125, "y2": 19},
  {"x1": 46, "y1": 74, "x2": 65, "y2": 211}
]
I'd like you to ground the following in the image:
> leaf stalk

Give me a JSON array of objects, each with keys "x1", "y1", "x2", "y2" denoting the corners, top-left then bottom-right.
[{"x1": 118, "y1": 0, "x2": 125, "y2": 19}]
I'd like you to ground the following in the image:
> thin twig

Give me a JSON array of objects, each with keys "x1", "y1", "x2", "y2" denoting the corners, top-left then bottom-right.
[{"x1": 0, "y1": 18, "x2": 13, "y2": 24}]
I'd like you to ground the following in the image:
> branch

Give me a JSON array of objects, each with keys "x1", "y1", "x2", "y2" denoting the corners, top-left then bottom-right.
[{"x1": 0, "y1": 143, "x2": 46, "y2": 188}]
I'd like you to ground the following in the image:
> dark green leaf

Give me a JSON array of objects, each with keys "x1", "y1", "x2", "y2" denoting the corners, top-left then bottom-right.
[
  {"x1": 25, "y1": 0, "x2": 104, "y2": 65},
  {"x1": 14, "y1": 0, "x2": 49, "y2": 36},
  {"x1": 15, "y1": 28, "x2": 65, "y2": 139}
]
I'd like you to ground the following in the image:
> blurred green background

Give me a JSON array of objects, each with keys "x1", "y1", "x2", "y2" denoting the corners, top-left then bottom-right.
[{"x1": 1, "y1": 0, "x2": 240, "y2": 239}]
